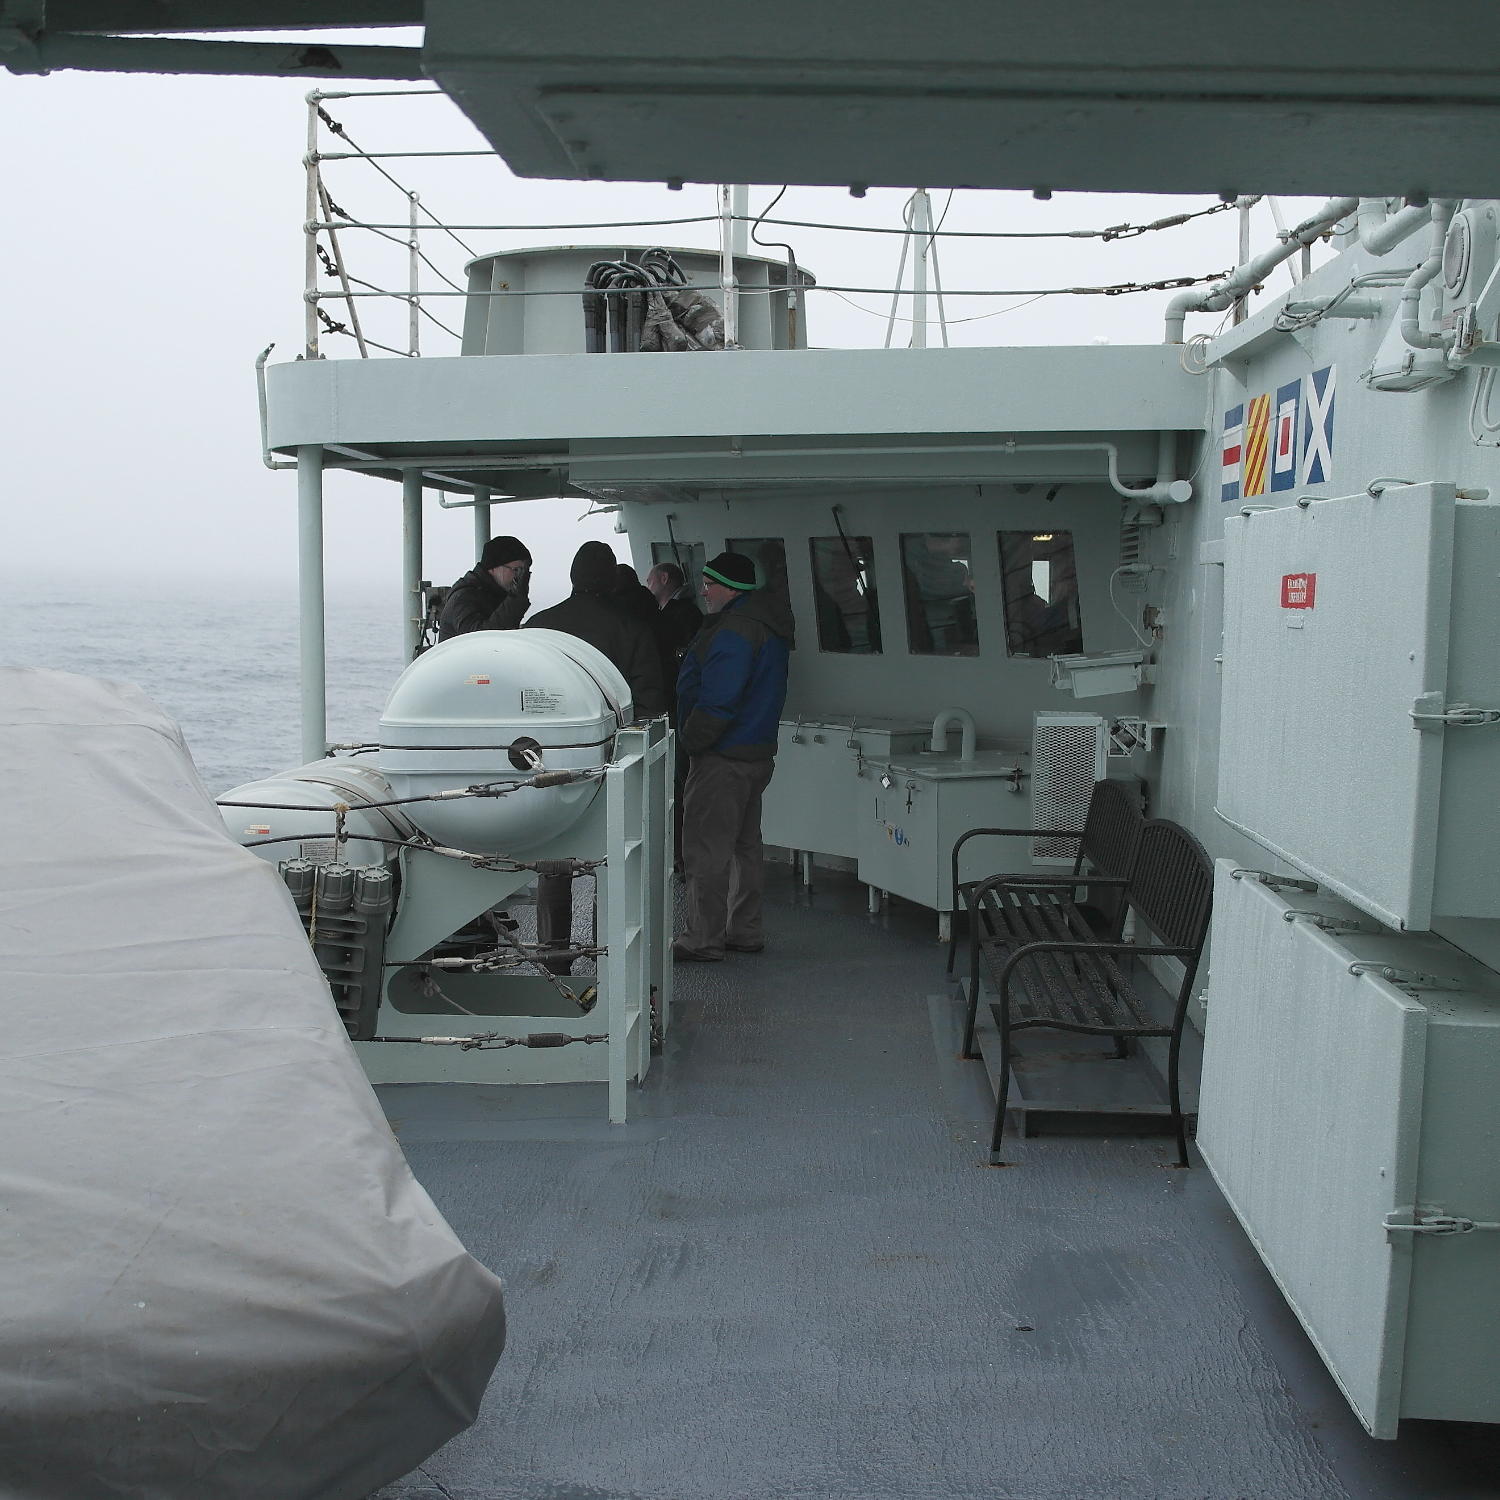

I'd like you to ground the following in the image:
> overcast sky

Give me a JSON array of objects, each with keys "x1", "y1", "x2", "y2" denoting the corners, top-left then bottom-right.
[{"x1": 0, "y1": 50, "x2": 1334, "y2": 608}]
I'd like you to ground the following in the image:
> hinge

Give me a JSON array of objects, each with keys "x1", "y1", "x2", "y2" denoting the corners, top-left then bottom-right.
[
  {"x1": 1347, "y1": 961, "x2": 1462, "y2": 994},
  {"x1": 1384, "y1": 1207, "x2": 1500, "y2": 1239},
  {"x1": 1230, "y1": 868, "x2": 1319, "y2": 893},
  {"x1": 1282, "y1": 909, "x2": 1366, "y2": 934},
  {"x1": 1411, "y1": 692, "x2": 1500, "y2": 730}
]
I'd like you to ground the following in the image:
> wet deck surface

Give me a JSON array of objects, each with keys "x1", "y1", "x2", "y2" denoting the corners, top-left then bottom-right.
[{"x1": 373, "y1": 866, "x2": 1500, "y2": 1500}]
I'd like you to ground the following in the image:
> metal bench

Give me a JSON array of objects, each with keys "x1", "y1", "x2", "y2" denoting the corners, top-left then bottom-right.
[
  {"x1": 961, "y1": 818, "x2": 1213, "y2": 1169},
  {"x1": 946, "y1": 777, "x2": 1144, "y2": 979}
]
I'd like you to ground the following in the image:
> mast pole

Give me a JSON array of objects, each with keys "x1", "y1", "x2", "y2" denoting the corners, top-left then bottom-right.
[{"x1": 297, "y1": 445, "x2": 327, "y2": 762}]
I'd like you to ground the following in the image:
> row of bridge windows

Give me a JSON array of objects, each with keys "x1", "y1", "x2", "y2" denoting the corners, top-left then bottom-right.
[{"x1": 653, "y1": 531, "x2": 1083, "y2": 659}]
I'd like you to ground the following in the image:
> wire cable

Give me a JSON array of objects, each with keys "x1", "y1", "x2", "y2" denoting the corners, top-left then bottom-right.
[
  {"x1": 317, "y1": 105, "x2": 479, "y2": 258},
  {"x1": 826, "y1": 288, "x2": 1047, "y2": 327},
  {"x1": 1108, "y1": 567, "x2": 1159, "y2": 648}
]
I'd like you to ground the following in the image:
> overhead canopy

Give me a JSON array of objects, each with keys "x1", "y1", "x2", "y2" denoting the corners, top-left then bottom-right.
[
  {"x1": 0, "y1": 669, "x2": 506, "y2": 1500},
  {"x1": 424, "y1": 0, "x2": 1500, "y2": 197}
]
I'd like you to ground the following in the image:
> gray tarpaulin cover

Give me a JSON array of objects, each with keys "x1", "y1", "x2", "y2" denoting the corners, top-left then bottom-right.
[{"x1": 0, "y1": 670, "x2": 507, "y2": 1499}]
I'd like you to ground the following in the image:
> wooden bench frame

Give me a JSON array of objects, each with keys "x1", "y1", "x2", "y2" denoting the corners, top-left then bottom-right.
[
  {"x1": 961, "y1": 818, "x2": 1213, "y2": 1169},
  {"x1": 946, "y1": 777, "x2": 1144, "y2": 979}
]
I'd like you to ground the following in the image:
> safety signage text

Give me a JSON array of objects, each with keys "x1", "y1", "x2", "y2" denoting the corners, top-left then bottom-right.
[{"x1": 1281, "y1": 573, "x2": 1317, "y2": 609}]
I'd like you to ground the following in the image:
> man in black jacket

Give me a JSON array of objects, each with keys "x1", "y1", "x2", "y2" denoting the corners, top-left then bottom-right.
[
  {"x1": 646, "y1": 562, "x2": 703, "y2": 717},
  {"x1": 526, "y1": 542, "x2": 666, "y2": 718},
  {"x1": 437, "y1": 535, "x2": 532, "y2": 640}
]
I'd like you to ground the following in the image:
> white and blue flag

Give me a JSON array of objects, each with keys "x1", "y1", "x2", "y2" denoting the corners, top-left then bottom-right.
[{"x1": 1300, "y1": 365, "x2": 1335, "y2": 485}]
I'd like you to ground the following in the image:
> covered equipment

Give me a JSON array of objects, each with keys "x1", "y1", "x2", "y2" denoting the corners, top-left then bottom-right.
[{"x1": 0, "y1": 669, "x2": 506, "y2": 1500}]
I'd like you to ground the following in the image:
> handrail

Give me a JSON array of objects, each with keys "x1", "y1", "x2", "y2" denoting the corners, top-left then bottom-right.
[{"x1": 298, "y1": 89, "x2": 1319, "y2": 362}]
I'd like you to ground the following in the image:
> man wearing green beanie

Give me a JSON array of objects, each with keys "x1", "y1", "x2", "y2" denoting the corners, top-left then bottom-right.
[{"x1": 673, "y1": 552, "x2": 795, "y2": 961}]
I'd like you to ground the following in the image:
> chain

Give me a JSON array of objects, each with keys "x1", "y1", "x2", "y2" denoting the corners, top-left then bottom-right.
[{"x1": 316, "y1": 307, "x2": 351, "y2": 337}]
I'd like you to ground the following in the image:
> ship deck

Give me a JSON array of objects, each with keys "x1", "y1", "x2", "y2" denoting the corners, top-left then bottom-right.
[{"x1": 373, "y1": 866, "x2": 1500, "y2": 1500}]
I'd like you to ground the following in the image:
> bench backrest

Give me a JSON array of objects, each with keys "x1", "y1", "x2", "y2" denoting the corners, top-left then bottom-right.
[
  {"x1": 1077, "y1": 778, "x2": 1144, "y2": 880},
  {"x1": 1126, "y1": 819, "x2": 1215, "y2": 983}
]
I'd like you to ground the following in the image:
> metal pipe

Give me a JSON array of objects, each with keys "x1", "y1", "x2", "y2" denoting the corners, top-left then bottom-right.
[
  {"x1": 315, "y1": 149, "x2": 497, "y2": 161},
  {"x1": 407, "y1": 191, "x2": 421, "y2": 358},
  {"x1": 910, "y1": 190, "x2": 931, "y2": 350},
  {"x1": 930, "y1": 707, "x2": 977, "y2": 761},
  {"x1": 1357, "y1": 197, "x2": 1389, "y2": 242},
  {"x1": 256, "y1": 344, "x2": 295, "y2": 470},
  {"x1": 297, "y1": 446, "x2": 328, "y2": 764},
  {"x1": 1233, "y1": 197, "x2": 1253, "y2": 323},
  {"x1": 1361, "y1": 199, "x2": 1433, "y2": 258},
  {"x1": 401, "y1": 471, "x2": 423, "y2": 661},
  {"x1": 1400, "y1": 199, "x2": 1458, "y2": 351},
  {"x1": 303, "y1": 94, "x2": 321, "y2": 360},
  {"x1": 1164, "y1": 196, "x2": 1358, "y2": 341},
  {"x1": 309, "y1": 438, "x2": 1193, "y2": 499},
  {"x1": 1265, "y1": 197, "x2": 1300, "y2": 284},
  {"x1": 718, "y1": 184, "x2": 739, "y2": 349},
  {"x1": 730, "y1": 185, "x2": 750, "y2": 259},
  {"x1": 473, "y1": 487, "x2": 492, "y2": 562}
]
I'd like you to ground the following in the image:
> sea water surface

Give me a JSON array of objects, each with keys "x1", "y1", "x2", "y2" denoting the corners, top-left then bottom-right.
[{"x1": 2, "y1": 579, "x2": 405, "y2": 794}]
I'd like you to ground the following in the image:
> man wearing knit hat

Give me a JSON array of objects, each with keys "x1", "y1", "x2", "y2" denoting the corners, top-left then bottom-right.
[
  {"x1": 673, "y1": 551, "x2": 795, "y2": 962},
  {"x1": 438, "y1": 535, "x2": 533, "y2": 639},
  {"x1": 525, "y1": 541, "x2": 666, "y2": 717}
]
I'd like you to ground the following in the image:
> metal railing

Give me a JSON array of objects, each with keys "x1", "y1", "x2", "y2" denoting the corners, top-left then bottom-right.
[{"x1": 300, "y1": 88, "x2": 1323, "y2": 361}]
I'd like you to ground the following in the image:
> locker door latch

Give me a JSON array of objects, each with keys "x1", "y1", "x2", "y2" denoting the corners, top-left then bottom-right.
[
  {"x1": 1384, "y1": 1208, "x2": 1500, "y2": 1239},
  {"x1": 1410, "y1": 692, "x2": 1500, "y2": 730}
]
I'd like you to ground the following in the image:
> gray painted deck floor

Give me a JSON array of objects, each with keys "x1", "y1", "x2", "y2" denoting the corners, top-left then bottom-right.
[{"x1": 374, "y1": 868, "x2": 1500, "y2": 1500}]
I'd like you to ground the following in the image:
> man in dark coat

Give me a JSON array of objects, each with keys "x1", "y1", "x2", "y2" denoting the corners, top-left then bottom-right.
[
  {"x1": 525, "y1": 542, "x2": 666, "y2": 718},
  {"x1": 438, "y1": 535, "x2": 532, "y2": 639},
  {"x1": 672, "y1": 552, "x2": 794, "y2": 962},
  {"x1": 646, "y1": 562, "x2": 703, "y2": 718},
  {"x1": 613, "y1": 564, "x2": 660, "y2": 624},
  {"x1": 647, "y1": 561, "x2": 704, "y2": 872}
]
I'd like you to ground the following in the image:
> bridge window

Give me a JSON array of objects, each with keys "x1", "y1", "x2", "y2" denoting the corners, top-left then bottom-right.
[
  {"x1": 726, "y1": 537, "x2": 789, "y2": 595},
  {"x1": 651, "y1": 541, "x2": 705, "y2": 595},
  {"x1": 900, "y1": 532, "x2": 979, "y2": 656},
  {"x1": 997, "y1": 530, "x2": 1083, "y2": 658},
  {"x1": 809, "y1": 535, "x2": 882, "y2": 654}
]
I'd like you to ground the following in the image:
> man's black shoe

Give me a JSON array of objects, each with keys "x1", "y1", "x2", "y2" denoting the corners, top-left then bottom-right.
[{"x1": 672, "y1": 941, "x2": 722, "y2": 963}]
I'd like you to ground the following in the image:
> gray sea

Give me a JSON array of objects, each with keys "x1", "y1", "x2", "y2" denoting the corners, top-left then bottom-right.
[{"x1": 1, "y1": 579, "x2": 405, "y2": 794}]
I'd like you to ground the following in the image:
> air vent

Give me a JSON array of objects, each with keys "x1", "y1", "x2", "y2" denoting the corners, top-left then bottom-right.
[
  {"x1": 1031, "y1": 712, "x2": 1107, "y2": 863},
  {"x1": 1118, "y1": 518, "x2": 1148, "y2": 591}
]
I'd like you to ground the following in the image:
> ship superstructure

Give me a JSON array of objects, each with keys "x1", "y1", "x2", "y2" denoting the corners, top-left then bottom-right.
[{"x1": 10, "y1": 5, "x2": 1500, "y2": 1494}]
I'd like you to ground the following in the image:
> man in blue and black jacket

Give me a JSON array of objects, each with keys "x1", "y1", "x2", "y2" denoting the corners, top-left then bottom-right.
[{"x1": 673, "y1": 552, "x2": 795, "y2": 961}]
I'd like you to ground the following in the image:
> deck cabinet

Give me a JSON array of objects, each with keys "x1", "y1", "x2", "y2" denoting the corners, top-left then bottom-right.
[
  {"x1": 1199, "y1": 861, "x2": 1500, "y2": 1437},
  {"x1": 762, "y1": 717, "x2": 929, "y2": 859},
  {"x1": 856, "y1": 752, "x2": 1031, "y2": 915}
]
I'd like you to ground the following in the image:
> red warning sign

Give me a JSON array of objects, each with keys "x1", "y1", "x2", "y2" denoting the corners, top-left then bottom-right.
[{"x1": 1281, "y1": 572, "x2": 1317, "y2": 609}]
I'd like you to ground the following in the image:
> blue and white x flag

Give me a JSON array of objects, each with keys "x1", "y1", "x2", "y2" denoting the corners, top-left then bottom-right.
[{"x1": 1300, "y1": 365, "x2": 1335, "y2": 486}]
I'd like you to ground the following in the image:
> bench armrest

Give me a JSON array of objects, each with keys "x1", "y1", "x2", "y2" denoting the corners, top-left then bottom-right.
[{"x1": 950, "y1": 826, "x2": 1083, "y2": 894}]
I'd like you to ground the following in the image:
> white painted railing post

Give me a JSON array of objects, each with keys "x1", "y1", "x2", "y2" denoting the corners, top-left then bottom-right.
[{"x1": 296, "y1": 444, "x2": 327, "y2": 763}]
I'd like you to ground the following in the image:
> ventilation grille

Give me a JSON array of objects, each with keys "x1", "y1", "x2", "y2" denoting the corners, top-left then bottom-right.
[
  {"x1": 1031, "y1": 716, "x2": 1105, "y2": 862},
  {"x1": 1118, "y1": 519, "x2": 1148, "y2": 591}
]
